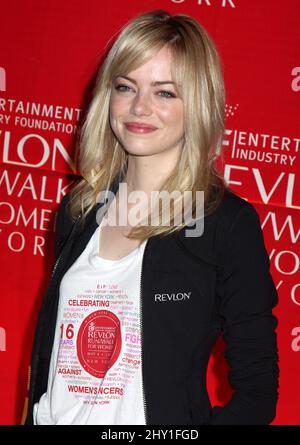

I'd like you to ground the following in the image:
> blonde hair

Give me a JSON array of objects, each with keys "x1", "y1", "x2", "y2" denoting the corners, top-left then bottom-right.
[{"x1": 69, "y1": 9, "x2": 228, "y2": 242}]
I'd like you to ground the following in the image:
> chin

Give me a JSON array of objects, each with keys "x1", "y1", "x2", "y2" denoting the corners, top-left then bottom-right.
[{"x1": 123, "y1": 147, "x2": 157, "y2": 156}]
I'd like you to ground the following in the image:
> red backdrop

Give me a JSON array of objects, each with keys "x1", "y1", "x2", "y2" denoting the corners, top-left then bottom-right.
[{"x1": 0, "y1": 0, "x2": 299, "y2": 425}]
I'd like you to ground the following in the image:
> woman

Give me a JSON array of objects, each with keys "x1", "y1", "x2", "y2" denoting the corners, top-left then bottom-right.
[{"x1": 26, "y1": 9, "x2": 279, "y2": 425}]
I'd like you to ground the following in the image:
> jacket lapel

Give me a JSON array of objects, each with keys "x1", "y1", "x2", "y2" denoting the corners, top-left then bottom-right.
[{"x1": 61, "y1": 176, "x2": 121, "y2": 274}]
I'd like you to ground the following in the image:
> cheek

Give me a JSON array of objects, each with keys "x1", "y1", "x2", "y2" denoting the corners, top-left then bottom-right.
[
  {"x1": 109, "y1": 96, "x2": 127, "y2": 118},
  {"x1": 158, "y1": 105, "x2": 184, "y2": 129}
]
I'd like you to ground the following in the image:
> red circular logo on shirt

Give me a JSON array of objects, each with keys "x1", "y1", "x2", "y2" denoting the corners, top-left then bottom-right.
[{"x1": 77, "y1": 310, "x2": 122, "y2": 378}]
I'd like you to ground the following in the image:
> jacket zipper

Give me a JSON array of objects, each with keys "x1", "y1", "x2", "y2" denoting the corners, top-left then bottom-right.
[
  {"x1": 51, "y1": 214, "x2": 82, "y2": 279},
  {"x1": 139, "y1": 238, "x2": 150, "y2": 425},
  {"x1": 51, "y1": 254, "x2": 61, "y2": 279}
]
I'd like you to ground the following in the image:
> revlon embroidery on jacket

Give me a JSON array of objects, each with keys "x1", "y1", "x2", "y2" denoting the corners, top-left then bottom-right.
[{"x1": 154, "y1": 292, "x2": 192, "y2": 302}]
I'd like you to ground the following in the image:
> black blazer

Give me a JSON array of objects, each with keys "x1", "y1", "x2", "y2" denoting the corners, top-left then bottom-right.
[{"x1": 26, "y1": 184, "x2": 279, "y2": 425}]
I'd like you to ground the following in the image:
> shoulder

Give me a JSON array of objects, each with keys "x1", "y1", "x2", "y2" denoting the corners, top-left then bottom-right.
[
  {"x1": 178, "y1": 187, "x2": 262, "y2": 265},
  {"x1": 213, "y1": 188, "x2": 269, "y2": 271},
  {"x1": 196, "y1": 186, "x2": 260, "y2": 240},
  {"x1": 209, "y1": 187, "x2": 258, "y2": 226},
  {"x1": 55, "y1": 192, "x2": 74, "y2": 238},
  {"x1": 57, "y1": 192, "x2": 72, "y2": 222}
]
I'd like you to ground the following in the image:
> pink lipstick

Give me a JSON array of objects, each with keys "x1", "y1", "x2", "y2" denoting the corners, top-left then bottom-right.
[{"x1": 124, "y1": 122, "x2": 158, "y2": 133}]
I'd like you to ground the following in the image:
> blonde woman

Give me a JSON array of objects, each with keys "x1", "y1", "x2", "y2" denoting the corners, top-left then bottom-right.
[{"x1": 26, "y1": 9, "x2": 279, "y2": 425}]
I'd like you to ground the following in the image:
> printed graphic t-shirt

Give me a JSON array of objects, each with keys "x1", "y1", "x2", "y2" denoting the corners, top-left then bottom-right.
[{"x1": 33, "y1": 218, "x2": 147, "y2": 425}]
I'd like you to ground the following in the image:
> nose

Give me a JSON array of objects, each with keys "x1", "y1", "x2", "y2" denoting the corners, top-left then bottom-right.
[{"x1": 130, "y1": 91, "x2": 152, "y2": 116}]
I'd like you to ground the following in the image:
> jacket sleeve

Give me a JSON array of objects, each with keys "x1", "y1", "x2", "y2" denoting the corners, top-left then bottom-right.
[
  {"x1": 54, "y1": 192, "x2": 73, "y2": 262},
  {"x1": 24, "y1": 193, "x2": 75, "y2": 426},
  {"x1": 207, "y1": 202, "x2": 280, "y2": 425}
]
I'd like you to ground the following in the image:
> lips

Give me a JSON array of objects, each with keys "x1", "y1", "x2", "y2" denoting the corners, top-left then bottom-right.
[{"x1": 124, "y1": 122, "x2": 158, "y2": 133}]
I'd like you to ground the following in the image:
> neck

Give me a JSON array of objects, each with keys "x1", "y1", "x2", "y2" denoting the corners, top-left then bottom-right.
[{"x1": 123, "y1": 149, "x2": 181, "y2": 197}]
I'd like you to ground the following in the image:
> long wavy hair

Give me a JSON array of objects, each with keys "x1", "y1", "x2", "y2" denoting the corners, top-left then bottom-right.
[{"x1": 68, "y1": 9, "x2": 228, "y2": 242}]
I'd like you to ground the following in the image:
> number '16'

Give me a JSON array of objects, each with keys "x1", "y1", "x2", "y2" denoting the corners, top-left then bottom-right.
[{"x1": 60, "y1": 323, "x2": 74, "y2": 339}]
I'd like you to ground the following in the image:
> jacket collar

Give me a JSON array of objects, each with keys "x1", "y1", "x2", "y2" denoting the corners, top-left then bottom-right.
[{"x1": 74, "y1": 176, "x2": 222, "y2": 268}]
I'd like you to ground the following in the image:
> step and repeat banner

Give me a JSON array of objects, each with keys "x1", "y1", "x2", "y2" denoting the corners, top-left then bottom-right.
[{"x1": 0, "y1": 0, "x2": 299, "y2": 425}]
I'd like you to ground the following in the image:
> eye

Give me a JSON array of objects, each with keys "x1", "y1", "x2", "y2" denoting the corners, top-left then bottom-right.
[
  {"x1": 114, "y1": 84, "x2": 131, "y2": 93},
  {"x1": 113, "y1": 83, "x2": 176, "y2": 99},
  {"x1": 157, "y1": 90, "x2": 176, "y2": 99}
]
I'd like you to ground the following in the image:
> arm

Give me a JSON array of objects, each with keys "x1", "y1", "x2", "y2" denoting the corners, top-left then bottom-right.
[{"x1": 207, "y1": 203, "x2": 279, "y2": 425}]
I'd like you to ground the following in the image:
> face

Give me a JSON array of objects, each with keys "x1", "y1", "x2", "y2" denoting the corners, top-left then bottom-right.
[{"x1": 109, "y1": 45, "x2": 185, "y2": 159}]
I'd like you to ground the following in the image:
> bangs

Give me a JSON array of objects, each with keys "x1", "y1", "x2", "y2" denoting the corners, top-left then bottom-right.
[{"x1": 109, "y1": 39, "x2": 186, "y2": 99}]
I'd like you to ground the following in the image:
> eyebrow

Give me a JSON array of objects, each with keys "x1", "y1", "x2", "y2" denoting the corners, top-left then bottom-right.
[{"x1": 116, "y1": 75, "x2": 176, "y2": 86}]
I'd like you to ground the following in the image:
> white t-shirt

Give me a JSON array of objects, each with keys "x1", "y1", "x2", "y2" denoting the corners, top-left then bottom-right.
[{"x1": 33, "y1": 218, "x2": 147, "y2": 425}]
